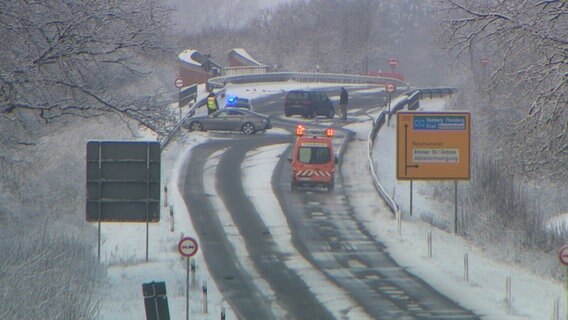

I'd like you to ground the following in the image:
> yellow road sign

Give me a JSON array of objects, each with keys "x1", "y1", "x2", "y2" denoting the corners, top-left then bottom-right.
[{"x1": 396, "y1": 111, "x2": 470, "y2": 180}]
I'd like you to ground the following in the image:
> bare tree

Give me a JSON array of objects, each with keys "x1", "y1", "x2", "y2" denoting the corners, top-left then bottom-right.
[
  {"x1": 169, "y1": 0, "x2": 269, "y2": 33},
  {"x1": 335, "y1": 0, "x2": 384, "y2": 74},
  {"x1": 0, "y1": 3, "x2": 177, "y2": 317},
  {"x1": 244, "y1": 0, "x2": 446, "y2": 79},
  {"x1": 436, "y1": 0, "x2": 567, "y2": 177},
  {"x1": 0, "y1": 0, "x2": 177, "y2": 136}
]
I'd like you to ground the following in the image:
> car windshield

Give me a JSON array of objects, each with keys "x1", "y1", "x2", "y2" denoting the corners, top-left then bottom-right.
[
  {"x1": 287, "y1": 91, "x2": 310, "y2": 101},
  {"x1": 297, "y1": 146, "x2": 330, "y2": 164}
]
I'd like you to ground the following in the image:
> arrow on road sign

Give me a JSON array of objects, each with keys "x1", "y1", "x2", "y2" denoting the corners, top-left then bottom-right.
[
  {"x1": 178, "y1": 237, "x2": 198, "y2": 257},
  {"x1": 403, "y1": 124, "x2": 419, "y2": 176}
]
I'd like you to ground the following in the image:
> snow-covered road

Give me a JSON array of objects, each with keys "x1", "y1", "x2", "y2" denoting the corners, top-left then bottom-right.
[{"x1": 97, "y1": 83, "x2": 564, "y2": 320}]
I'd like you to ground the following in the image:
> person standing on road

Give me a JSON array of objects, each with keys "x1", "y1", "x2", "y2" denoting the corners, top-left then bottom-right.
[
  {"x1": 340, "y1": 87, "x2": 348, "y2": 120},
  {"x1": 207, "y1": 91, "x2": 219, "y2": 114}
]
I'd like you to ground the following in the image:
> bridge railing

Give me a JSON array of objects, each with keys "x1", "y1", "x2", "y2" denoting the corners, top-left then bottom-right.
[{"x1": 206, "y1": 71, "x2": 410, "y2": 92}]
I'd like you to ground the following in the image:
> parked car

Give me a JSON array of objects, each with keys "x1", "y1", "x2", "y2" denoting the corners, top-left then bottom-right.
[
  {"x1": 284, "y1": 90, "x2": 335, "y2": 119},
  {"x1": 225, "y1": 96, "x2": 252, "y2": 109},
  {"x1": 184, "y1": 109, "x2": 272, "y2": 135}
]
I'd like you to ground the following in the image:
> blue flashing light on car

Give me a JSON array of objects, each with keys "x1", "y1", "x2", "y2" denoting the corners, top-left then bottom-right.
[{"x1": 225, "y1": 96, "x2": 252, "y2": 109}]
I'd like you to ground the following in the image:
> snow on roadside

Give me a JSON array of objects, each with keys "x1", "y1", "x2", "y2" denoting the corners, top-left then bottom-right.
[
  {"x1": 365, "y1": 97, "x2": 565, "y2": 320},
  {"x1": 97, "y1": 132, "x2": 233, "y2": 320}
]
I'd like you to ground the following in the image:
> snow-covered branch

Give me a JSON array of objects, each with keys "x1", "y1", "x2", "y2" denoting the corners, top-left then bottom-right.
[{"x1": 437, "y1": 0, "x2": 567, "y2": 176}]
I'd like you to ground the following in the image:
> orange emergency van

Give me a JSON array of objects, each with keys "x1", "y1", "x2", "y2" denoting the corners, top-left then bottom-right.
[{"x1": 288, "y1": 125, "x2": 338, "y2": 192}]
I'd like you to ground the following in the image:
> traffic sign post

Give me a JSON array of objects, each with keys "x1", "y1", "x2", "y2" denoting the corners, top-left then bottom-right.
[
  {"x1": 396, "y1": 112, "x2": 471, "y2": 233},
  {"x1": 175, "y1": 78, "x2": 184, "y2": 120},
  {"x1": 559, "y1": 244, "x2": 568, "y2": 320},
  {"x1": 480, "y1": 58, "x2": 489, "y2": 78},
  {"x1": 178, "y1": 237, "x2": 198, "y2": 320},
  {"x1": 389, "y1": 57, "x2": 398, "y2": 71},
  {"x1": 385, "y1": 82, "x2": 397, "y2": 126},
  {"x1": 86, "y1": 141, "x2": 161, "y2": 262}
]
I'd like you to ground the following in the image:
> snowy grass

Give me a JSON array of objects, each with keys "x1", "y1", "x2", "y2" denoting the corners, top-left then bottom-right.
[
  {"x1": 0, "y1": 231, "x2": 103, "y2": 319},
  {"x1": 420, "y1": 149, "x2": 567, "y2": 280}
]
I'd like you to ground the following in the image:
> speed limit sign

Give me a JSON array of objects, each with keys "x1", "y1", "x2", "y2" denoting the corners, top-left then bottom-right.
[{"x1": 385, "y1": 82, "x2": 397, "y2": 93}]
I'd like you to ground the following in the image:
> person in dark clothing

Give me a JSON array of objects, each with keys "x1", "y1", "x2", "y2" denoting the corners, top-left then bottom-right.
[
  {"x1": 339, "y1": 87, "x2": 348, "y2": 120},
  {"x1": 206, "y1": 91, "x2": 219, "y2": 114}
]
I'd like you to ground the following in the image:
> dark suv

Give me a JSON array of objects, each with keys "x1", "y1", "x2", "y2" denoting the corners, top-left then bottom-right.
[{"x1": 284, "y1": 90, "x2": 335, "y2": 118}]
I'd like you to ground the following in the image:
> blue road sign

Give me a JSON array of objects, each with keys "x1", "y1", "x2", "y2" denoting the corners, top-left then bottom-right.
[{"x1": 413, "y1": 115, "x2": 466, "y2": 131}]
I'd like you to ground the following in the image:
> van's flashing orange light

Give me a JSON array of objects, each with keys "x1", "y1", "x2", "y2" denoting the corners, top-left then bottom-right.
[
  {"x1": 295, "y1": 125, "x2": 334, "y2": 138},
  {"x1": 296, "y1": 125, "x2": 305, "y2": 136}
]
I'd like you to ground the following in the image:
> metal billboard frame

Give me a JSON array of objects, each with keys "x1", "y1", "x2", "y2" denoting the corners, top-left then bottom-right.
[{"x1": 86, "y1": 140, "x2": 161, "y2": 261}]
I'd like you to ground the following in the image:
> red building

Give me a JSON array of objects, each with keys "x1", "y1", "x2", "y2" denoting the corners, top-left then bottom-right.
[{"x1": 178, "y1": 48, "x2": 267, "y2": 86}]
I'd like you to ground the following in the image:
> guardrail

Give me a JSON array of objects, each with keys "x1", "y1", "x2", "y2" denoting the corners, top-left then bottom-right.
[
  {"x1": 367, "y1": 88, "x2": 457, "y2": 215},
  {"x1": 162, "y1": 72, "x2": 409, "y2": 150},
  {"x1": 206, "y1": 71, "x2": 410, "y2": 92},
  {"x1": 418, "y1": 87, "x2": 456, "y2": 99},
  {"x1": 368, "y1": 110, "x2": 400, "y2": 214}
]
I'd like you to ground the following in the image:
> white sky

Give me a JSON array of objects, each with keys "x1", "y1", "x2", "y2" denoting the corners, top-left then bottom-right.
[{"x1": 96, "y1": 82, "x2": 565, "y2": 320}]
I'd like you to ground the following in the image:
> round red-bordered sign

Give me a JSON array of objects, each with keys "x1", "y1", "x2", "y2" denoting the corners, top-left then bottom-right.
[
  {"x1": 559, "y1": 245, "x2": 568, "y2": 266},
  {"x1": 175, "y1": 78, "x2": 184, "y2": 88},
  {"x1": 388, "y1": 58, "x2": 398, "y2": 67},
  {"x1": 385, "y1": 82, "x2": 397, "y2": 93},
  {"x1": 178, "y1": 237, "x2": 198, "y2": 257}
]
